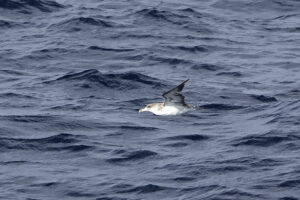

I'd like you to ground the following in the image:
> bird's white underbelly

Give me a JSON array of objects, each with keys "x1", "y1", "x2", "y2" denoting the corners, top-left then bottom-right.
[{"x1": 154, "y1": 106, "x2": 183, "y2": 116}]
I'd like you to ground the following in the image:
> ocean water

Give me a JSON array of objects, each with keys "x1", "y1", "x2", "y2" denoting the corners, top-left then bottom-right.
[{"x1": 1, "y1": 0, "x2": 300, "y2": 199}]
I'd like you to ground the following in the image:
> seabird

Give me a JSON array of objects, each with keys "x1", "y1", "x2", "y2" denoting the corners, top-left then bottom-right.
[{"x1": 139, "y1": 79, "x2": 193, "y2": 115}]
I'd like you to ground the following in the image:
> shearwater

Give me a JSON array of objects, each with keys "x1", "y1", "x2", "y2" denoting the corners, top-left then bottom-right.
[{"x1": 139, "y1": 79, "x2": 194, "y2": 115}]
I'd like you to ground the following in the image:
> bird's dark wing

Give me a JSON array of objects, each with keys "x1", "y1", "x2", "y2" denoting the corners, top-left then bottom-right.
[{"x1": 162, "y1": 79, "x2": 189, "y2": 107}]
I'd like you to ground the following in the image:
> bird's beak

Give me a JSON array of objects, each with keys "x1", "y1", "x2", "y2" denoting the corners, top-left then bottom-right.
[{"x1": 139, "y1": 108, "x2": 145, "y2": 113}]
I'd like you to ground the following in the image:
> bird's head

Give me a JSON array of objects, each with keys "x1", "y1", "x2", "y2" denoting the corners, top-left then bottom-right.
[{"x1": 139, "y1": 103, "x2": 160, "y2": 113}]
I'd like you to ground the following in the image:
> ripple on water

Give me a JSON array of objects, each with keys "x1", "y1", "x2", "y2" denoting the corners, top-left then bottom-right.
[
  {"x1": 0, "y1": 0, "x2": 65, "y2": 13},
  {"x1": 0, "y1": 133, "x2": 93, "y2": 152},
  {"x1": 107, "y1": 150, "x2": 158, "y2": 163},
  {"x1": 232, "y1": 131, "x2": 300, "y2": 147}
]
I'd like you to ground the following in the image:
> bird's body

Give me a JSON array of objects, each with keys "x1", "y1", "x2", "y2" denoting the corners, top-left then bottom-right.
[
  {"x1": 141, "y1": 103, "x2": 189, "y2": 115},
  {"x1": 139, "y1": 80, "x2": 192, "y2": 116}
]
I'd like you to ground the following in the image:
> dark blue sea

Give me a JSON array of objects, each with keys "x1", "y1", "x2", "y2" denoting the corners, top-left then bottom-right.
[{"x1": 1, "y1": 0, "x2": 300, "y2": 199}]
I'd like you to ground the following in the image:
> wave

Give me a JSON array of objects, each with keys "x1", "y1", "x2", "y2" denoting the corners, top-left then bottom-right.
[
  {"x1": 63, "y1": 17, "x2": 112, "y2": 27},
  {"x1": 46, "y1": 103, "x2": 85, "y2": 111},
  {"x1": 0, "y1": 0, "x2": 65, "y2": 13},
  {"x1": 278, "y1": 180, "x2": 300, "y2": 187},
  {"x1": 137, "y1": 8, "x2": 183, "y2": 19},
  {"x1": 217, "y1": 156, "x2": 285, "y2": 167},
  {"x1": 217, "y1": 188, "x2": 263, "y2": 199},
  {"x1": 87, "y1": 46, "x2": 134, "y2": 52},
  {"x1": 117, "y1": 183, "x2": 169, "y2": 194},
  {"x1": 0, "y1": 92, "x2": 37, "y2": 99},
  {"x1": 191, "y1": 64, "x2": 223, "y2": 71},
  {"x1": 172, "y1": 176, "x2": 196, "y2": 182},
  {"x1": 162, "y1": 134, "x2": 210, "y2": 148},
  {"x1": 30, "y1": 181, "x2": 60, "y2": 187},
  {"x1": 0, "y1": 69, "x2": 27, "y2": 76},
  {"x1": 0, "y1": 133, "x2": 80, "y2": 144},
  {"x1": 135, "y1": 8, "x2": 212, "y2": 33},
  {"x1": 178, "y1": 7, "x2": 203, "y2": 18},
  {"x1": 120, "y1": 33, "x2": 164, "y2": 39},
  {"x1": 165, "y1": 134, "x2": 209, "y2": 141},
  {"x1": 0, "y1": 160, "x2": 33, "y2": 166},
  {"x1": 0, "y1": 115, "x2": 104, "y2": 132},
  {"x1": 199, "y1": 103, "x2": 245, "y2": 110},
  {"x1": 135, "y1": 8, "x2": 188, "y2": 25},
  {"x1": 0, "y1": 115, "x2": 56, "y2": 123},
  {"x1": 164, "y1": 142, "x2": 188, "y2": 147},
  {"x1": 0, "y1": 133, "x2": 92, "y2": 152},
  {"x1": 212, "y1": 0, "x2": 299, "y2": 13},
  {"x1": 267, "y1": 115, "x2": 300, "y2": 126},
  {"x1": 67, "y1": 191, "x2": 96, "y2": 198},
  {"x1": 34, "y1": 48, "x2": 71, "y2": 55},
  {"x1": 149, "y1": 55, "x2": 191, "y2": 65},
  {"x1": 212, "y1": 166, "x2": 248, "y2": 172},
  {"x1": 0, "y1": 19, "x2": 21, "y2": 28},
  {"x1": 107, "y1": 150, "x2": 157, "y2": 163},
  {"x1": 168, "y1": 45, "x2": 208, "y2": 53},
  {"x1": 118, "y1": 125, "x2": 159, "y2": 131},
  {"x1": 49, "y1": 17, "x2": 113, "y2": 31},
  {"x1": 96, "y1": 197, "x2": 127, "y2": 200},
  {"x1": 251, "y1": 158, "x2": 284, "y2": 167},
  {"x1": 264, "y1": 27, "x2": 300, "y2": 33},
  {"x1": 49, "y1": 69, "x2": 162, "y2": 90},
  {"x1": 279, "y1": 197, "x2": 299, "y2": 200},
  {"x1": 232, "y1": 131, "x2": 300, "y2": 147},
  {"x1": 217, "y1": 71, "x2": 242, "y2": 77},
  {"x1": 250, "y1": 94, "x2": 277, "y2": 102}
]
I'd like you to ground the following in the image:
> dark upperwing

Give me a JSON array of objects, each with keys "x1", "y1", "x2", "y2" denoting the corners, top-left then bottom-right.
[{"x1": 162, "y1": 79, "x2": 189, "y2": 107}]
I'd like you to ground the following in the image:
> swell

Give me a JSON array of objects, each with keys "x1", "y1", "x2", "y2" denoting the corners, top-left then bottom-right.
[
  {"x1": 162, "y1": 134, "x2": 210, "y2": 147},
  {"x1": 232, "y1": 130, "x2": 300, "y2": 147},
  {"x1": 46, "y1": 69, "x2": 164, "y2": 90},
  {"x1": 134, "y1": 8, "x2": 212, "y2": 33},
  {"x1": 250, "y1": 94, "x2": 277, "y2": 103},
  {"x1": 0, "y1": 0, "x2": 65, "y2": 13},
  {"x1": 191, "y1": 64, "x2": 223, "y2": 71},
  {"x1": 0, "y1": 19, "x2": 22, "y2": 28},
  {"x1": 213, "y1": 156, "x2": 285, "y2": 171},
  {"x1": 1, "y1": 114, "x2": 160, "y2": 133},
  {"x1": 0, "y1": 69, "x2": 27, "y2": 76},
  {"x1": 117, "y1": 184, "x2": 170, "y2": 194},
  {"x1": 0, "y1": 115, "x2": 111, "y2": 132},
  {"x1": 217, "y1": 71, "x2": 242, "y2": 77},
  {"x1": 111, "y1": 182, "x2": 173, "y2": 194},
  {"x1": 87, "y1": 46, "x2": 134, "y2": 52},
  {"x1": 264, "y1": 27, "x2": 300, "y2": 33},
  {"x1": 135, "y1": 8, "x2": 189, "y2": 25},
  {"x1": 148, "y1": 55, "x2": 191, "y2": 65},
  {"x1": 0, "y1": 92, "x2": 37, "y2": 99},
  {"x1": 107, "y1": 150, "x2": 157, "y2": 163},
  {"x1": 266, "y1": 100, "x2": 300, "y2": 127},
  {"x1": 215, "y1": 188, "x2": 264, "y2": 199},
  {"x1": 164, "y1": 134, "x2": 210, "y2": 141},
  {"x1": 199, "y1": 103, "x2": 245, "y2": 110},
  {"x1": 0, "y1": 133, "x2": 93, "y2": 152},
  {"x1": 48, "y1": 17, "x2": 113, "y2": 31},
  {"x1": 212, "y1": 0, "x2": 299, "y2": 13},
  {"x1": 167, "y1": 45, "x2": 209, "y2": 53}
]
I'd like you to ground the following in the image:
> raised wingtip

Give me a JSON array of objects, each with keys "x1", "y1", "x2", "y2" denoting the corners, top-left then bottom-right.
[
  {"x1": 163, "y1": 79, "x2": 190, "y2": 97},
  {"x1": 179, "y1": 79, "x2": 189, "y2": 87},
  {"x1": 176, "y1": 79, "x2": 189, "y2": 91}
]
